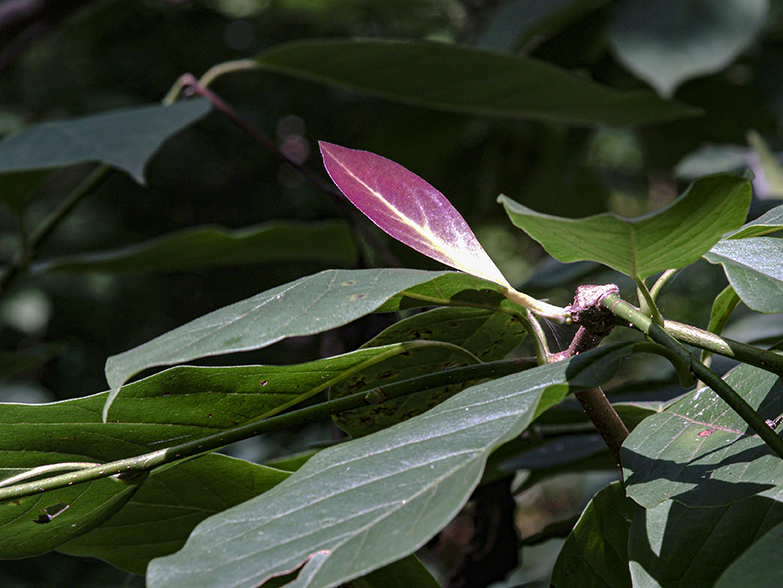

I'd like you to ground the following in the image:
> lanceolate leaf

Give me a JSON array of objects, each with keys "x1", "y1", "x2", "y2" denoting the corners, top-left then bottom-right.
[
  {"x1": 704, "y1": 237, "x2": 783, "y2": 313},
  {"x1": 499, "y1": 174, "x2": 752, "y2": 279},
  {"x1": 726, "y1": 203, "x2": 783, "y2": 239},
  {"x1": 0, "y1": 99, "x2": 211, "y2": 187},
  {"x1": 146, "y1": 343, "x2": 635, "y2": 588},
  {"x1": 622, "y1": 362, "x2": 783, "y2": 508},
  {"x1": 34, "y1": 221, "x2": 357, "y2": 274},
  {"x1": 103, "y1": 268, "x2": 447, "y2": 420},
  {"x1": 255, "y1": 39, "x2": 700, "y2": 126},
  {"x1": 320, "y1": 142, "x2": 510, "y2": 286}
]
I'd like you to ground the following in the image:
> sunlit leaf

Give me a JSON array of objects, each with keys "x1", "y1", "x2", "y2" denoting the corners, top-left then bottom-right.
[
  {"x1": 145, "y1": 343, "x2": 634, "y2": 588},
  {"x1": 320, "y1": 142, "x2": 510, "y2": 287},
  {"x1": 704, "y1": 237, "x2": 783, "y2": 313},
  {"x1": 499, "y1": 174, "x2": 751, "y2": 279},
  {"x1": 622, "y1": 362, "x2": 783, "y2": 508},
  {"x1": 103, "y1": 268, "x2": 447, "y2": 420}
]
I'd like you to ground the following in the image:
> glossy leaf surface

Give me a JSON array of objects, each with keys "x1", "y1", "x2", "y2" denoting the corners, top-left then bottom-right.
[
  {"x1": 35, "y1": 221, "x2": 357, "y2": 274},
  {"x1": 0, "y1": 99, "x2": 211, "y2": 187},
  {"x1": 622, "y1": 363, "x2": 783, "y2": 508},
  {"x1": 146, "y1": 343, "x2": 634, "y2": 588},
  {"x1": 320, "y1": 142, "x2": 509, "y2": 286},
  {"x1": 256, "y1": 39, "x2": 700, "y2": 126},
  {"x1": 104, "y1": 268, "x2": 447, "y2": 419},
  {"x1": 704, "y1": 237, "x2": 783, "y2": 313},
  {"x1": 499, "y1": 174, "x2": 751, "y2": 279}
]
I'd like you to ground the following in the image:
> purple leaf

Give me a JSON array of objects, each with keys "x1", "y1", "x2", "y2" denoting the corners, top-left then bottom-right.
[{"x1": 320, "y1": 142, "x2": 509, "y2": 287}]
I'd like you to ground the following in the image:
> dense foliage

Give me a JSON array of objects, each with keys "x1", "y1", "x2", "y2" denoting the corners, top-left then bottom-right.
[{"x1": 1, "y1": 1, "x2": 783, "y2": 587}]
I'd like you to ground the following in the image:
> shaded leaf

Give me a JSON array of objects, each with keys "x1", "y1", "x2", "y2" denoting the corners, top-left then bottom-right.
[
  {"x1": 714, "y1": 513, "x2": 783, "y2": 588},
  {"x1": 499, "y1": 174, "x2": 751, "y2": 279},
  {"x1": 606, "y1": 0, "x2": 768, "y2": 98},
  {"x1": 255, "y1": 39, "x2": 700, "y2": 126},
  {"x1": 0, "y1": 169, "x2": 53, "y2": 214},
  {"x1": 0, "y1": 477, "x2": 139, "y2": 558},
  {"x1": 0, "y1": 99, "x2": 211, "y2": 186},
  {"x1": 628, "y1": 485, "x2": 783, "y2": 588},
  {"x1": 320, "y1": 142, "x2": 509, "y2": 286},
  {"x1": 704, "y1": 237, "x2": 783, "y2": 313},
  {"x1": 622, "y1": 363, "x2": 783, "y2": 508},
  {"x1": 34, "y1": 221, "x2": 357, "y2": 274},
  {"x1": 331, "y1": 307, "x2": 527, "y2": 437},
  {"x1": 145, "y1": 343, "x2": 635, "y2": 588},
  {"x1": 550, "y1": 481, "x2": 634, "y2": 588},
  {"x1": 103, "y1": 268, "x2": 447, "y2": 420},
  {"x1": 376, "y1": 272, "x2": 509, "y2": 313},
  {"x1": 59, "y1": 454, "x2": 290, "y2": 575},
  {"x1": 0, "y1": 341, "x2": 67, "y2": 380},
  {"x1": 355, "y1": 554, "x2": 440, "y2": 588}
]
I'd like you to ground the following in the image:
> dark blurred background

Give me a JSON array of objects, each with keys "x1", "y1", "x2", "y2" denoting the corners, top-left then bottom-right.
[{"x1": 1, "y1": 0, "x2": 783, "y2": 585}]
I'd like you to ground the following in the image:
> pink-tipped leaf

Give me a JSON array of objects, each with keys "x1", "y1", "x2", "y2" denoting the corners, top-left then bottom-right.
[{"x1": 320, "y1": 141, "x2": 510, "y2": 287}]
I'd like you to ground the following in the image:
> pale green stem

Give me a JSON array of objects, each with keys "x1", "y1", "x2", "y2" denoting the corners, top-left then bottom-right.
[
  {"x1": 634, "y1": 276, "x2": 664, "y2": 326},
  {"x1": 499, "y1": 285, "x2": 571, "y2": 324},
  {"x1": 649, "y1": 269, "x2": 678, "y2": 301}
]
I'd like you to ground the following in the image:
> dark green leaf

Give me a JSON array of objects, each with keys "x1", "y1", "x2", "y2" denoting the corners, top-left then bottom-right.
[
  {"x1": 704, "y1": 237, "x2": 783, "y2": 313},
  {"x1": 353, "y1": 554, "x2": 440, "y2": 588},
  {"x1": 0, "y1": 169, "x2": 53, "y2": 214},
  {"x1": 59, "y1": 454, "x2": 290, "y2": 575},
  {"x1": 551, "y1": 481, "x2": 635, "y2": 588},
  {"x1": 254, "y1": 39, "x2": 700, "y2": 126},
  {"x1": 376, "y1": 272, "x2": 509, "y2": 313},
  {"x1": 714, "y1": 513, "x2": 783, "y2": 588},
  {"x1": 104, "y1": 269, "x2": 448, "y2": 420},
  {"x1": 34, "y1": 221, "x2": 357, "y2": 274},
  {"x1": 0, "y1": 477, "x2": 139, "y2": 558},
  {"x1": 499, "y1": 174, "x2": 752, "y2": 279},
  {"x1": 145, "y1": 343, "x2": 634, "y2": 588},
  {"x1": 622, "y1": 363, "x2": 783, "y2": 508},
  {"x1": 0, "y1": 99, "x2": 211, "y2": 186},
  {"x1": 628, "y1": 485, "x2": 783, "y2": 587},
  {"x1": 331, "y1": 307, "x2": 527, "y2": 437},
  {"x1": 606, "y1": 0, "x2": 768, "y2": 98}
]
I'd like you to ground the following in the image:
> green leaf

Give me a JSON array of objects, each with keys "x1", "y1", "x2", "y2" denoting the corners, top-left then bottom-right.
[
  {"x1": 320, "y1": 142, "x2": 510, "y2": 287},
  {"x1": 376, "y1": 272, "x2": 508, "y2": 313},
  {"x1": 0, "y1": 477, "x2": 140, "y2": 559},
  {"x1": 59, "y1": 454, "x2": 290, "y2": 575},
  {"x1": 145, "y1": 343, "x2": 634, "y2": 588},
  {"x1": 354, "y1": 555, "x2": 440, "y2": 588},
  {"x1": 0, "y1": 346, "x2": 418, "y2": 557},
  {"x1": 704, "y1": 237, "x2": 783, "y2": 313},
  {"x1": 551, "y1": 481, "x2": 635, "y2": 588},
  {"x1": 628, "y1": 485, "x2": 783, "y2": 588},
  {"x1": 714, "y1": 514, "x2": 783, "y2": 588},
  {"x1": 0, "y1": 99, "x2": 211, "y2": 186},
  {"x1": 331, "y1": 307, "x2": 527, "y2": 437},
  {"x1": 0, "y1": 341, "x2": 67, "y2": 380},
  {"x1": 606, "y1": 0, "x2": 768, "y2": 98},
  {"x1": 0, "y1": 169, "x2": 53, "y2": 214},
  {"x1": 726, "y1": 204, "x2": 783, "y2": 239},
  {"x1": 34, "y1": 221, "x2": 357, "y2": 274},
  {"x1": 499, "y1": 174, "x2": 752, "y2": 279},
  {"x1": 254, "y1": 39, "x2": 700, "y2": 126},
  {"x1": 103, "y1": 268, "x2": 447, "y2": 420},
  {"x1": 622, "y1": 362, "x2": 783, "y2": 508}
]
